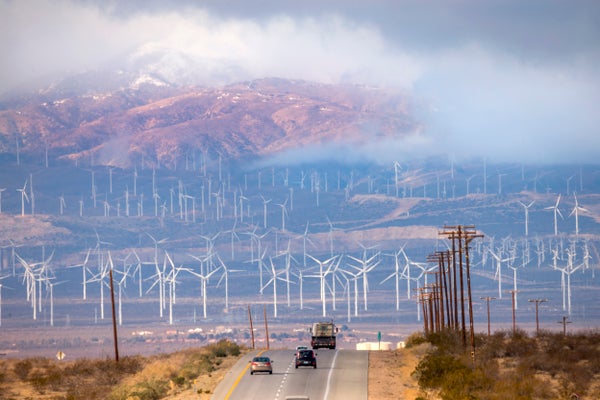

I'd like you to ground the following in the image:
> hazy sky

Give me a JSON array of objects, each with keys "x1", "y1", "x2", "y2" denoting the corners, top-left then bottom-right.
[{"x1": 2, "y1": 0, "x2": 599, "y2": 164}]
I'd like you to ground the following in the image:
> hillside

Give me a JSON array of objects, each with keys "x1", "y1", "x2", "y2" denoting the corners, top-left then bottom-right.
[{"x1": 0, "y1": 77, "x2": 416, "y2": 168}]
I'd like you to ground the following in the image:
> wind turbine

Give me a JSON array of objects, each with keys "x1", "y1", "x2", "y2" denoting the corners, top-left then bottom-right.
[
  {"x1": 274, "y1": 240, "x2": 298, "y2": 307},
  {"x1": 582, "y1": 240, "x2": 592, "y2": 271},
  {"x1": 401, "y1": 249, "x2": 414, "y2": 300},
  {"x1": 153, "y1": 191, "x2": 161, "y2": 217},
  {"x1": 124, "y1": 249, "x2": 145, "y2": 298},
  {"x1": 393, "y1": 161, "x2": 401, "y2": 197},
  {"x1": 6, "y1": 240, "x2": 21, "y2": 277},
  {"x1": 59, "y1": 195, "x2": 66, "y2": 215},
  {"x1": 0, "y1": 188, "x2": 5, "y2": 213},
  {"x1": 518, "y1": 200, "x2": 535, "y2": 236},
  {"x1": 46, "y1": 279, "x2": 67, "y2": 327},
  {"x1": 339, "y1": 267, "x2": 360, "y2": 317},
  {"x1": 15, "y1": 254, "x2": 34, "y2": 309},
  {"x1": 297, "y1": 222, "x2": 315, "y2": 267},
  {"x1": 215, "y1": 253, "x2": 242, "y2": 312},
  {"x1": 246, "y1": 229, "x2": 269, "y2": 294},
  {"x1": 261, "y1": 257, "x2": 289, "y2": 318},
  {"x1": 113, "y1": 262, "x2": 132, "y2": 326},
  {"x1": 544, "y1": 194, "x2": 563, "y2": 236},
  {"x1": 307, "y1": 253, "x2": 338, "y2": 317},
  {"x1": 17, "y1": 253, "x2": 54, "y2": 320},
  {"x1": 28, "y1": 172, "x2": 39, "y2": 215},
  {"x1": 67, "y1": 248, "x2": 92, "y2": 300},
  {"x1": 506, "y1": 258, "x2": 523, "y2": 309},
  {"x1": 226, "y1": 221, "x2": 241, "y2": 260},
  {"x1": 261, "y1": 195, "x2": 271, "y2": 229},
  {"x1": 211, "y1": 189, "x2": 222, "y2": 221},
  {"x1": 89, "y1": 251, "x2": 113, "y2": 320},
  {"x1": 465, "y1": 175, "x2": 476, "y2": 196},
  {"x1": 339, "y1": 273, "x2": 352, "y2": 322},
  {"x1": 569, "y1": 193, "x2": 588, "y2": 236},
  {"x1": 488, "y1": 247, "x2": 511, "y2": 299},
  {"x1": 277, "y1": 198, "x2": 289, "y2": 233},
  {"x1": 380, "y1": 247, "x2": 406, "y2": 311},
  {"x1": 326, "y1": 256, "x2": 346, "y2": 312},
  {"x1": 16, "y1": 180, "x2": 28, "y2": 216},
  {"x1": 326, "y1": 217, "x2": 343, "y2": 257},
  {"x1": 163, "y1": 250, "x2": 180, "y2": 306},
  {"x1": 146, "y1": 233, "x2": 168, "y2": 293},
  {"x1": 184, "y1": 264, "x2": 220, "y2": 319},
  {"x1": 410, "y1": 261, "x2": 437, "y2": 322},
  {"x1": 291, "y1": 267, "x2": 307, "y2": 310},
  {"x1": 346, "y1": 251, "x2": 381, "y2": 311},
  {"x1": 563, "y1": 246, "x2": 582, "y2": 315},
  {"x1": 238, "y1": 194, "x2": 248, "y2": 223},
  {"x1": 198, "y1": 232, "x2": 220, "y2": 273},
  {"x1": 497, "y1": 171, "x2": 507, "y2": 195},
  {"x1": 145, "y1": 253, "x2": 167, "y2": 319},
  {"x1": 164, "y1": 255, "x2": 185, "y2": 325}
]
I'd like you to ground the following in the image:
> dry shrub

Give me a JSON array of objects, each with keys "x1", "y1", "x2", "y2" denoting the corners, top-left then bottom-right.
[
  {"x1": 13, "y1": 359, "x2": 34, "y2": 380},
  {"x1": 28, "y1": 363, "x2": 64, "y2": 391},
  {"x1": 405, "y1": 331, "x2": 427, "y2": 348},
  {"x1": 413, "y1": 329, "x2": 600, "y2": 399},
  {"x1": 1, "y1": 341, "x2": 244, "y2": 400},
  {"x1": 109, "y1": 340, "x2": 243, "y2": 400}
]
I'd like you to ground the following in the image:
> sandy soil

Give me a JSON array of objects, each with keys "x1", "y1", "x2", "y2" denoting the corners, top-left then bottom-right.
[{"x1": 368, "y1": 347, "x2": 428, "y2": 400}]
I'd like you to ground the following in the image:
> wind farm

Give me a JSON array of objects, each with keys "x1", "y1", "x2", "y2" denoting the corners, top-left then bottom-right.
[
  {"x1": 1, "y1": 3, "x2": 599, "y2": 399},
  {"x1": 0, "y1": 154, "x2": 599, "y2": 358}
]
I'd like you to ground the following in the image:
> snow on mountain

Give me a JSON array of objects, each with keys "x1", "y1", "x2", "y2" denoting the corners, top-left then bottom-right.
[{"x1": 0, "y1": 45, "x2": 417, "y2": 169}]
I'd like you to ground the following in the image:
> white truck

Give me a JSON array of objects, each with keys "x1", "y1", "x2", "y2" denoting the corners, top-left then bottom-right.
[{"x1": 310, "y1": 321, "x2": 338, "y2": 349}]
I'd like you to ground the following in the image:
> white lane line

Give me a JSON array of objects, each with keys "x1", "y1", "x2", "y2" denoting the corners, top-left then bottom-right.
[
  {"x1": 275, "y1": 360, "x2": 294, "y2": 400},
  {"x1": 323, "y1": 349, "x2": 339, "y2": 400}
]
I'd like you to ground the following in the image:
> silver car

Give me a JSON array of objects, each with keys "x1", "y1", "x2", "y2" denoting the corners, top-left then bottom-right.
[{"x1": 250, "y1": 356, "x2": 273, "y2": 375}]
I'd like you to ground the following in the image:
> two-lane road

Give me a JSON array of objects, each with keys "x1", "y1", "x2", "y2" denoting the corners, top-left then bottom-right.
[{"x1": 212, "y1": 349, "x2": 367, "y2": 400}]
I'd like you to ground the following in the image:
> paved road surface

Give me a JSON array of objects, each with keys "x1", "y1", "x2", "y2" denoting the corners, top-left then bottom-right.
[{"x1": 212, "y1": 349, "x2": 368, "y2": 400}]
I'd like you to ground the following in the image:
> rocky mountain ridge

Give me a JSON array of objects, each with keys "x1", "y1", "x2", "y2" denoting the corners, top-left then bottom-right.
[{"x1": 0, "y1": 76, "x2": 417, "y2": 168}]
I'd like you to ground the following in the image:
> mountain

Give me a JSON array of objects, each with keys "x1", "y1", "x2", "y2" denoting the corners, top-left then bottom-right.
[{"x1": 0, "y1": 73, "x2": 417, "y2": 169}]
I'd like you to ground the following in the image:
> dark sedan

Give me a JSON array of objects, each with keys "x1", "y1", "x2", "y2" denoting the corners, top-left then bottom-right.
[{"x1": 295, "y1": 349, "x2": 317, "y2": 369}]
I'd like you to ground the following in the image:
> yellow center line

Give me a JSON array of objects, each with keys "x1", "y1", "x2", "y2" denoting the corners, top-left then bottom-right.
[{"x1": 224, "y1": 349, "x2": 266, "y2": 400}]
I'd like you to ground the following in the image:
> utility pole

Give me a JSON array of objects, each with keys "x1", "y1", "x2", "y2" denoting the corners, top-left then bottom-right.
[
  {"x1": 248, "y1": 305, "x2": 255, "y2": 349},
  {"x1": 263, "y1": 305, "x2": 270, "y2": 350},
  {"x1": 508, "y1": 290, "x2": 519, "y2": 335},
  {"x1": 427, "y1": 253, "x2": 446, "y2": 331},
  {"x1": 439, "y1": 225, "x2": 483, "y2": 349},
  {"x1": 558, "y1": 316, "x2": 572, "y2": 336},
  {"x1": 440, "y1": 250, "x2": 452, "y2": 328},
  {"x1": 419, "y1": 289, "x2": 431, "y2": 335},
  {"x1": 109, "y1": 268, "x2": 119, "y2": 362},
  {"x1": 528, "y1": 298, "x2": 548, "y2": 335},
  {"x1": 464, "y1": 234, "x2": 482, "y2": 357},
  {"x1": 480, "y1": 297, "x2": 496, "y2": 336}
]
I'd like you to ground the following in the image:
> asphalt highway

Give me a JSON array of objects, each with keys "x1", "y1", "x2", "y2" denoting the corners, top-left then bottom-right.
[{"x1": 211, "y1": 348, "x2": 368, "y2": 400}]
